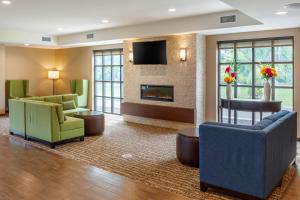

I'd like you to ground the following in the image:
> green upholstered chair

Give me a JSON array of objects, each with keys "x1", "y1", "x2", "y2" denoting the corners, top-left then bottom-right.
[
  {"x1": 9, "y1": 94, "x2": 89, "y2": 142},
  {"x1": 25, "y1": 101, "x2": 84, "y2": 148},
  {"x1": 9, "y1": 99, "x2": 26, "y2": 137},
  {"x1": 70, "y1": 80, "x2": 89, "y2": 108},
  {"x1": 5, "y1": 80, "x2": 30, "y2": 112}
]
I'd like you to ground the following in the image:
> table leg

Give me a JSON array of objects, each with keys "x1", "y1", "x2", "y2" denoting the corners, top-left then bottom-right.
[
  {"x1": 260, "y1": 112, "x2": 263, "y2": 121},
  {"x1": 221, "y1": 108, "x2": 223, "y2": 123}
]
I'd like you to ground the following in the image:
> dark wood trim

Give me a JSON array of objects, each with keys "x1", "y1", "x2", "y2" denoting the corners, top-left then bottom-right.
[
  {"x1": 297, "y1": 138, "x2": 300, "y2": 142},
  {"x1": 121, "y1": 102, "x2": 194, "y2": 123}
]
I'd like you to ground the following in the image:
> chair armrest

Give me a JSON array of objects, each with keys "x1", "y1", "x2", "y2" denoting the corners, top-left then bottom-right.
[{"x1": 199, "y1": 123, "x2": 266, "y2": 198}]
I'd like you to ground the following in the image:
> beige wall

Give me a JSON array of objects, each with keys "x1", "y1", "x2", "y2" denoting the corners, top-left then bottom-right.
[
  {"x1": 206, "y1": 28, "x2": 300, "y2": 137},
  {"x1": 54, "y1": 44, "x2": 123, "y2": 108},
  {"x1": 0, "y1": 46, "x2": 56, "y2": 113},
  {"x1": 5, "y1": 46, "x2": 56, "y2": 96}
]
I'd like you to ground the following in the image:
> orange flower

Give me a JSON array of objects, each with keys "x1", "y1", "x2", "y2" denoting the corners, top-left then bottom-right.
[{"x1": 224, "y1": 76, "x2": 234, "y2": 84}]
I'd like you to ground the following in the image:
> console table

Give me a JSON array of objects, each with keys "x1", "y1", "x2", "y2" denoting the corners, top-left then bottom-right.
[{"x1": 219, "y1": 98, "x2": 282, "y2": 125}]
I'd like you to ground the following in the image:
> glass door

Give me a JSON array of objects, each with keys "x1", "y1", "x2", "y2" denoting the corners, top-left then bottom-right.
[{"x1": 94, "y1": 49, "x2": 123, "y2": 114}]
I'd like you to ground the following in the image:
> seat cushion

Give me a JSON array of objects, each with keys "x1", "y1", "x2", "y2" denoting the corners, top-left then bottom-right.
[
  {"x1": 60, "y1": 116, "x2": 84, "y2": 132},
  {"x1": 63, "y1": 108, "x2": 90, "y2": 116},
  {"x1": 44, "y1": 96, "x2": 63, "y2": 104}
]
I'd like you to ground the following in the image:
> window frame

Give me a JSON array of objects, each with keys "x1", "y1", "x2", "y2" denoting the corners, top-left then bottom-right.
[
  {"x1": 93, "y1": 48, "x2": 124, "y2": 115},
  {"x1": 217, "y1": 37, "x2": 294, "y2": 122}
]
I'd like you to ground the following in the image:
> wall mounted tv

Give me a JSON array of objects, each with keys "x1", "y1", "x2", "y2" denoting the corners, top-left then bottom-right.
[{"x1": 133, "y1": 40, "x2": 167, "y2": 65}]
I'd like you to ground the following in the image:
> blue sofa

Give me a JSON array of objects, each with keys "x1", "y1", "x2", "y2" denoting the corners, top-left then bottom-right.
[{"x1": 199, "y1": 111, "x2": 297, "y2": 200}]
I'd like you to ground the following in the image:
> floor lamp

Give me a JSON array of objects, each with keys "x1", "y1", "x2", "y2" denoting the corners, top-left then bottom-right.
[{"x1": 48, "y1": 70, "x2": 59, "y2": 95}]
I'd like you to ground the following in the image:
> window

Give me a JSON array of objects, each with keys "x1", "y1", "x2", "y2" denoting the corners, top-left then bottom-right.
[
  {"x1": 218, "y1": 37, "x2": 294, "y2": 124},
  {"x1": 94, "y1": 49, "x2": 123, "y2": 114}
]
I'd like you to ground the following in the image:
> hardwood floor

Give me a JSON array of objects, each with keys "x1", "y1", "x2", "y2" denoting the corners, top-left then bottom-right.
[
  {"x1": 1, "y1": 135, "x2": 300, "y2": 200},
  {"x1": 0, "y1": 136, "x2": 190, "y2": 200}
]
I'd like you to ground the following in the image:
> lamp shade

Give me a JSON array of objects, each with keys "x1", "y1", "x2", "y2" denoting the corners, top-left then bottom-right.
[{"x1": 48, "y1": 71, "x2": 59, "y2": 80}]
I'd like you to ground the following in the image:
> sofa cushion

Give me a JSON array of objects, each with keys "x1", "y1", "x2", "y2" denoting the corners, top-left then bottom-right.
[
  {"x1": 62, "y1": 100, "x2": 76, "y2": 110},
  {"x1": 253, "y1": 119, "x2": 274, "y2": 130},
  {"x1": 24, "y1": 97, "x2": 45, "y2": 101},
  {"x1": 44, "y1": 96, "x2": 62, "y2": 104},
  {"x1": 203, "y1": 122, "x2": 258, "y2": 130},
  {"x1": 60, "y1": 116, "x2": 84, "y2": 132},
  {"x1": 263, "y1": 110, "x2": 290, "y2": 122},
  {"x1": 63, "y1": 108, "x2": 90, "y2": 116},
  {"x1": 62, "y1": 94, "x2": 78, "y2": 107}
]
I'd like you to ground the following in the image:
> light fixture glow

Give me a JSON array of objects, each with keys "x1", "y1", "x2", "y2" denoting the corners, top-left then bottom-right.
[
  {"x1": 129, "y1": 52, "x2": 133, "y2": 63},
  {"x1": 180, "y1": 48, "x2": 187, "y2": 62},
  {"x1": 168, "y1": 8, "x2": 176, "y2": 12},
  {"x1": 24, "y1": 44, "x2": 30, "y2": 46},
  {"x1": 275, "y1": 11, "x2": 288, "y2": 15},
  {"x1": 1, "y1": 0, "x2": 11, "y2": 5},
  {"x1": 57, "y1": 27, "x2": 63, "y2": 31},
  {"x1": 101, "y1": 19, "x2": 109, "y2": 23},
  {"x1": 48, "y1": 70, "x2": 60, "y2": 80}
]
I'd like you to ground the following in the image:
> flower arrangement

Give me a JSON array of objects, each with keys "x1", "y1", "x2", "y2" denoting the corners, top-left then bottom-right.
[
  {"x1": 224, "y1": 65, "x2": 236, "y2": 84},
  {"x1": 260, "y1": 65, "x2": 278, "y2": 80}
]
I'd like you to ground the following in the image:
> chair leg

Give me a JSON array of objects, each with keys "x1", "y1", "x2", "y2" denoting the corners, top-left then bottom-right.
[
  {"x1": 200, "y1": 183, "x2": 208, "y2": 192},
  {"x1": 50, "y1": 144, "x2": 55, "y2": 149},
  {"x1": 80, "y1": 137, "x2": 84, "y2": 142}
]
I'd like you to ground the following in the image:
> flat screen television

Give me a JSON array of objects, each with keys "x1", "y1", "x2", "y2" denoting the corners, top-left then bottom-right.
[{"x1": 133, "y1": 40, "x2": 167, "y2": 65}]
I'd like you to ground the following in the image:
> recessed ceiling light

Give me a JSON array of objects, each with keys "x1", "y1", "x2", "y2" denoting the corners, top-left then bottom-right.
[
  {"x1": 168, "y1": 8, "x2": 176, "y2": 12},
  {"x1": 1, "y1": 0, "x2": 11, "y2": 5},
  {"x1": 57, "y1": 27, "x2": 63, "y2": 31},
  {"x1": 275, "y1": 11, "x2": 288, "y2": 15},
  {"x1": 24, "y1": 44, "x2": 30, "y2": 46},
  {"x1": 101, "y1": 19, "x2": 109, "y2": 23}
]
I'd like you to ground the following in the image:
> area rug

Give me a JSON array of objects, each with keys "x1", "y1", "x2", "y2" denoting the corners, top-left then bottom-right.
[{"x1": 0, "y1": 115, "x2": 297, "y2": 200}]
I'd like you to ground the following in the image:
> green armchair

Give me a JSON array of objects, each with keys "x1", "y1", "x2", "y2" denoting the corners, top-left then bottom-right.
[
  {"x1": 25, "y1": 101, "x2": 84, "y2": 148},
  {"x1": 70, "y1": 79, "x2": 89, "y2": 108},
  {"x1": 5, "y1": 80, "x2": 30, "y2": 112}
]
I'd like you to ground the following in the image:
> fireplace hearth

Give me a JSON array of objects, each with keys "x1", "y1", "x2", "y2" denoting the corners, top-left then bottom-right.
[{"x1": 141, "y1": 85, "x2": 174, "y2": 102}]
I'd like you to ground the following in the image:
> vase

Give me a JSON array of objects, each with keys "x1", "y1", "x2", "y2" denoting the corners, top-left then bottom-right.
[
  {"x1": 264, "y1": 79, "x2": 271, "y2": 101},
  {"x1": 226, "y1": 84, "x2": 231, "y2": 99}
]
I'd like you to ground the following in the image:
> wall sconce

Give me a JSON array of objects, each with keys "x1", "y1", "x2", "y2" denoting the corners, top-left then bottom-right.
[
  {"x1": 180, "y1": 48, "x2": 187, "y2": 62},
  {"x1": 129, "y1": 51, "x2": 133, "y2": 63}
]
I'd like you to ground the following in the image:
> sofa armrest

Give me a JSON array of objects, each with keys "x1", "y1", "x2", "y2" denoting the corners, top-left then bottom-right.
[{"x1": 199, "y1": 123, "x2": 266, "y2": 198}]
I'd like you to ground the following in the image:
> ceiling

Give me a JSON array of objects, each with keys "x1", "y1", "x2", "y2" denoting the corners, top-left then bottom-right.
[
  {"x1": 0, "y1": 0, "x2": 232, "y2": 35},
  {"x1": 217, "y1": 0, "x2": 300, "y2": 34},
  {"x1": 0, "y1": 0, "x2": 300, "y2": 47}
]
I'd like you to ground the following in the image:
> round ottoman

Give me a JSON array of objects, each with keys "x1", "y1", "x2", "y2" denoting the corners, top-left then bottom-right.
[
  {"x1": 176, "y1": 128, "x2": 199, "y2": 168},
  {"x1": 74, "y1": 111, "x2": 104, "y2": 136}
]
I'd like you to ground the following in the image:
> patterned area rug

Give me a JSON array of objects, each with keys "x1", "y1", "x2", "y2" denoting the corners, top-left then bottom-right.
[{"x1": 0, "y1": 114, "x2": 297, "y2": 200}]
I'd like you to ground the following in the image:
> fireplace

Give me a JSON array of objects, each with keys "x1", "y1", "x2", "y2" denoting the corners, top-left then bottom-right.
[{"x1": 141, "y1": 85, "x2": 174, "y2": 102}]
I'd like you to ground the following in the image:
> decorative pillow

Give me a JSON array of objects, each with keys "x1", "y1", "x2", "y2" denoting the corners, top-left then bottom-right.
[
  {"x1": 44, "y1": 96, "x2": 62, "y2": 104},
  {"x1": 62, "y1": 100, "x2": 76, "y2": 110}
]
